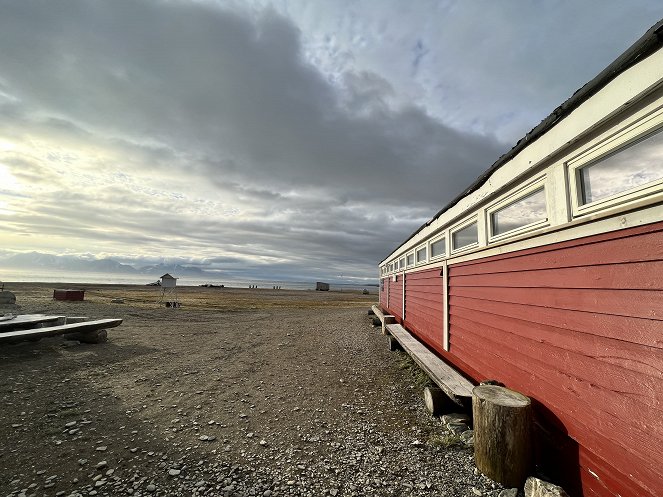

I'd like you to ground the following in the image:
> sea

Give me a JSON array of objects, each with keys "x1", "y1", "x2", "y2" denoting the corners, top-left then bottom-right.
[{"x1": 0, "y1": 268, "x2": 378, "y2": 293}]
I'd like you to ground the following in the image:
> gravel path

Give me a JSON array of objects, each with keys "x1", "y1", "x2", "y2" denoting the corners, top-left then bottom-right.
[{"x1": 0, "y1": 284, "x2": 504, "y2": 497}]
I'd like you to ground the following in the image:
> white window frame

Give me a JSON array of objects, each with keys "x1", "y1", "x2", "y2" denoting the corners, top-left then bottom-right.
[
  {"x1": 568, "y1": 105, "x2": 663, "y2": 218},
  {"x1": 450, "y1": 215, "x2": 479, "y2": 254},
  {"x1": 429, "y1": 233, "x2": 447, "y2": 260},
  {"x1": 406, "y1": 251, "x2": 415, "y2": 267},
  {"x1": 487, "y1": 175, "x2": 549, "y2": 243},
  {"x1": 399, "y1": 256, "x2": 405, "y2": 269},
  {"x1": 415, "y1": 244, "x2": 428, "y2": 265}
]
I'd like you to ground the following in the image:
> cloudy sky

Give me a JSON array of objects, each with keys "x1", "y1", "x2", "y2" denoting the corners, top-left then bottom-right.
[{"x1": 0, "y1": 1, "x2": 661, "y2": 283}]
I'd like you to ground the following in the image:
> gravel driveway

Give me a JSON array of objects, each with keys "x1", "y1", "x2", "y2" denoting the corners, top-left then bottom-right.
[{"x1": 0, "y1": 284, "x2": 503, "y2": 497}]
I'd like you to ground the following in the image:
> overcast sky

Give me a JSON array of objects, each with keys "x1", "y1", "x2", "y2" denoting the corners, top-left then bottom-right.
[{"x1": 0, "y1": 1, "x2": 661, "y2": 283}]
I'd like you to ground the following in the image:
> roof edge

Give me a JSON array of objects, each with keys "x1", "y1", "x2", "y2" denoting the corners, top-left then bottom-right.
[{"x1": 381, "y1": 18, "x2": 663, "y2": 265}]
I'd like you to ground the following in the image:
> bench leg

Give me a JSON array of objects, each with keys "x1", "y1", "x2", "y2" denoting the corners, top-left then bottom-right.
[
  {"x1": 63, "y1": 329, "x2": 108, "y2": 344},
  {"x1": 423, "y1": 386, "x2": 457, "y2": 416},
  {"x1": 387, "y1": 335, "x2": 402, "y2": 351}
]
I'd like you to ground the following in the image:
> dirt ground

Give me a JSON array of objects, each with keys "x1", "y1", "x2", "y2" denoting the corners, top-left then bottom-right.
[{"x1": 0, "y1": 283, "x2": 503, "y2": 497}]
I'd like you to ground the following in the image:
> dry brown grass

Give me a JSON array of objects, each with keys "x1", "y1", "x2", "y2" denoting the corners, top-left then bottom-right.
[{"x1": 5, "y1": 282, "x2": 376, "y2": 312}]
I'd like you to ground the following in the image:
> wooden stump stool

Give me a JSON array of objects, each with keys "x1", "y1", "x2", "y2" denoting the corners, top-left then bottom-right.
[{"x1": 472, "y1": 385, "x2": 532, "y2": 487}]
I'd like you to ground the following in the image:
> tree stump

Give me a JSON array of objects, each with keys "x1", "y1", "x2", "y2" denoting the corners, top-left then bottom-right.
[{"x1": 472, "y1": 385, "x2": 532, "y2": 487}]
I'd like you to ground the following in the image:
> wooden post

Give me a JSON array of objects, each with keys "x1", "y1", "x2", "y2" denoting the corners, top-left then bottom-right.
[
  {"x1": 472, "y1": 385, "x2": 532, "y2": 487},
  {"x1": 382, "y1": 315, "x2": 396, "y2": 335},
  {"x1": 423, "y1": 386, "x2": 455, "y2": 416},
  {"x1": 387, "y1": 335, "x2": 402, "y2": 351}
]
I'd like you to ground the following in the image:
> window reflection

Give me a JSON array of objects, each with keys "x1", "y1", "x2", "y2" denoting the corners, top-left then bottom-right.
[
  {"x1": 431, "y1": 238, "x2": 446, "y2": 257},
  {"x1": 452, "y1": 222, "x2": 478, "y2": 250},
  {"x1": 416, "y1": 246, "x2": 427, "y2": 263},
  {"x1": 492, "y1": 188, "x2": 547, "y2": 236},
  {"x1": 581, "y1": 129, "x2": 663, "y2": 204}
]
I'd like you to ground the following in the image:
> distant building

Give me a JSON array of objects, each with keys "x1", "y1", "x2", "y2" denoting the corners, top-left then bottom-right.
[
  {"x1": 315, "y1": 282, "x2": 330, "y2": 291},
  {"x1": 159, "y1": 273, "x2": 178, "y2": 288}
]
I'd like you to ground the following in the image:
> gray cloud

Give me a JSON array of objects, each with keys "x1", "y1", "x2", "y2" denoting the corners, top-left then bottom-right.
[
  {"x1": 0, "y1": 0, "x2": 503, "y2": 204},
  {"x1": 0, "y1": 0, "x2": 659, "y2": 282}
]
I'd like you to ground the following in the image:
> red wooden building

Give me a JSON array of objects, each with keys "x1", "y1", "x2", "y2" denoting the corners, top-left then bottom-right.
[{"x1": 379, "y1": 21, "x2": 663, "y2": 497}]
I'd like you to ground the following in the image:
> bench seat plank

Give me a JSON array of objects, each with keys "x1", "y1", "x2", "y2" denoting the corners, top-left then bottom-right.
[
  {"x1": 371, "y1": 305, "x2": 396, "y2": 334},
  {"x1": 0, "y1": 314, "x2": 64, "y2": 332},
  {"x1": 0, "y1": 319, "x2": 122, "y2": 343},
  {"x1": 386, "y1": 323, "x2": 474, "y2": 402}
]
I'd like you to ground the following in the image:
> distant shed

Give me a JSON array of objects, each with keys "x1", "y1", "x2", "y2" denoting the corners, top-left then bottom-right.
[
  {"x1": 160, "y1": 273, "x2": 178, "y2": 288},
  {"x1": 53, "y1": 289, "x2": 85, "y2": 301},
  {"x1": 378, "y1": 19, "x2": 663, "y2": 497},
  {"x1": 315, "y1": 282, "x2": 330, "y2": 291}
]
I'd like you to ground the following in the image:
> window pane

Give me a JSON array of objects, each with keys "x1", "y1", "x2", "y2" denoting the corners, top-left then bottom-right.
[
  {"x1": 399, "y1": 257, "x2": 405, "y2": 269},
  {"x1": 416, "y1": 247, "x2": 427, "y2": 263},
  {"x1": 431, "y1": 238, "x2": 446, "y2": 257},
  {"x1": 580, "y1": 129, "x2": 663, "y2": 204},
  {"x1": 406, "y1": 254, "x2": 414, "y2": 266},
  {"x1": 492, "y1": 188, "x2": 547, "y2": 236},
  {"x1": 452, "y1": 222, "x2": 478, "y2": 250}
]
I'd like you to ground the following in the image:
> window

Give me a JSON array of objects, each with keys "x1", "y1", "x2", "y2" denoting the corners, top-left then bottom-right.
[
  {"x1": 416, "y1": 246, "x2": 427, "y2": 263},
  {"x1": 388, "y1": 263, "x2": 393, "y2": 272},
  {"x1": 406, "y1": 252, "x2": 415, "y2": 266},
  {"x1": 491, "y1": 187, "x2": 547, "y2": 237},
  {"x1": 452, "y1": 221, "x2": 478, "y2": 251},
  {"x1": 399, "y1": 257, "x2": 405, "y2": 269},
  {"x1": 430, "y1": 237, "x2": 446, "y2": 258},
  {"x1": 579, "y1": 128, "x2": 663, "y2": 205}
]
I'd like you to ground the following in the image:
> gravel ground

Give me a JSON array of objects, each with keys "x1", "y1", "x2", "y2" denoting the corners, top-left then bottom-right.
[{"x1": 0, "y1": 283, "x2": 504, "y2": 497}]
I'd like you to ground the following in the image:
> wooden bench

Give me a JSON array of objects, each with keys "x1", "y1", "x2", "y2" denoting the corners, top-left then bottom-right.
[
  {"x1": 0, "y1": 319, "x2": 123, "y2": 344},
  {"x1": 0, "y1": 314, "x2": 65, "y2": 331},
  {"x1": 386, "y1": 323, "x2": 474, "y2": 406},
  {"x1": 370, "y1": 305, "x2": 396, "y2": 334}
]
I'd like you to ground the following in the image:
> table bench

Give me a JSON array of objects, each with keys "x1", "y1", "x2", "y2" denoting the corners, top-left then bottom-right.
[{"x1": 0, "y1": 318, "x2": 123, "y2": 344}]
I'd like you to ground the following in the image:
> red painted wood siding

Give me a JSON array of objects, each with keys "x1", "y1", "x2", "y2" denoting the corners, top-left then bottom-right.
[
  {"x1": 447, "y1": 221, "x2": 663, "y2": 497},
  {"x1": 403, "y1": 268, "x2": 445, "y2": 353},
  {"x1": 387, "y1": 274, "x2": 403, "y2": 318},
  {"x1": 379, "y1": 278, "x2": 388, "y2": 309}
]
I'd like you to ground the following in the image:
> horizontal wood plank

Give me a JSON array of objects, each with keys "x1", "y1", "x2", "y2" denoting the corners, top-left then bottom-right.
[
  {"x1": 450, "y1": 305, "x2": 663, "y2": 377},
  {"x1": 452, "y1": 260, "x2": 663, "y2": 290},
  {"x1": 451, "y1": 324, "x2": 663, "y2": 450},
  {"x1": 450, "y1": 286, "x2": 663, "y2": 320},
  {"x1": 0, "y1": 319, "x2": 123, "y2": 343},
  {"x1": 451, "y1": 222, "x2": 663, "y2": 276},
  {"x1": 451, "y1": 314, "x2": 662, "y2": 413},
  {"x1": 386, "y1": 323, "x2": 473, "y2": 401},
  {"x1": 449, "y1": 334, "x2": 663, "y2": 493},
  {"x1": 450, "y1": 295, "x2": 663, "y2": 349},
  {"x1": 0, "y1": 314, "x2": 64, "y2": 331}
]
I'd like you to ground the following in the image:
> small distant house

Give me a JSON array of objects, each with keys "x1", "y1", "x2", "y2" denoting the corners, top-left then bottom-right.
[
  {"x1": 160, "y1": 273, "x2": 178, "y2": 288},
  {"x1": 315, "y1": 282, "x2": 330, "y2": 291}
]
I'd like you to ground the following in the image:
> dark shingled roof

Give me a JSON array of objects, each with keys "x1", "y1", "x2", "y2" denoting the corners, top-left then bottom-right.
[{"x1": 383, "y1": 18, "x2": 663, "y2": 263}]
